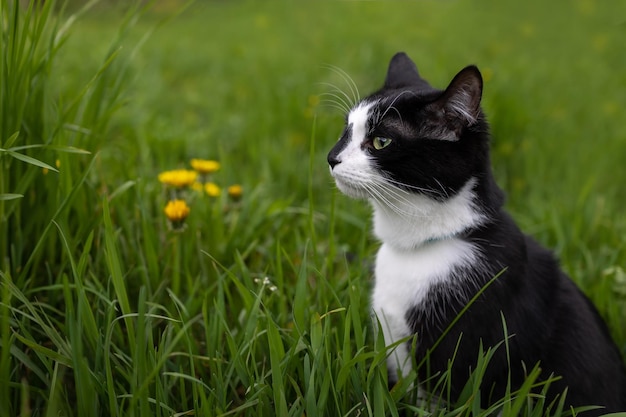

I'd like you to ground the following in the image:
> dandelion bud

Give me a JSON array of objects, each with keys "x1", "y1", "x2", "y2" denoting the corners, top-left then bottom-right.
[{"x1": 227, "y1": 184, "x2": 243, "y2": 201}]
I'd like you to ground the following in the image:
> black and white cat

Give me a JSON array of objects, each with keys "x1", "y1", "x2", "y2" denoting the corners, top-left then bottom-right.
[{"x1": 327, "y1": 52, "x2": 626, "y2": 414}]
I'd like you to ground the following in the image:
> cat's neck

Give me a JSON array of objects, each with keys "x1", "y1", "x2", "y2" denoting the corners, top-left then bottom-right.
[{"x1": 371, "y1": 178, "x2": 487, "y2": 251}]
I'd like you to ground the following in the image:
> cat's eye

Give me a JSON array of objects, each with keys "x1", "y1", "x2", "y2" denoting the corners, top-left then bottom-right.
[{"x1": 372, "y1": 137, "x2": 392, "y2": 150}]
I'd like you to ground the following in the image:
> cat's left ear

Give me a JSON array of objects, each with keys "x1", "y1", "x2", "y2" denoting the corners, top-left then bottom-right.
[
  {"x1": 429, "y1": 66, "x2": 483, "y2": 133},
  {"x1": 384, "y1": 52, "x2": 432, "y2": 90}
]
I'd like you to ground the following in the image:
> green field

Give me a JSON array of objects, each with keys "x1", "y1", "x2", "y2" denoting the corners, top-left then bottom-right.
[{"x1": 2, "y1": 0, "x2": 626, "y2": 415}]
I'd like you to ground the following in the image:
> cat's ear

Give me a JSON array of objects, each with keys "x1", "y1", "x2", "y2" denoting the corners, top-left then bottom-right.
[
  {"x1": 384, "y1": 52, "x2": 432, "y2": 90},
  {"x1": 431, "y1": 65, "x2": 483, "y2": 128}
]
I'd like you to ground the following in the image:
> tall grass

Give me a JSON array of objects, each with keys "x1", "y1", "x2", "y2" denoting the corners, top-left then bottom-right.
[
  {"x1": 0, "y1": 0, "x2": 143, "y2": 414},
  {"x1": 1, "y1": 0, "x2": 625, "y2": 416}
]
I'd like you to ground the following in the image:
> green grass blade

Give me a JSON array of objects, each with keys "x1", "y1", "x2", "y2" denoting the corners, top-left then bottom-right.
[
  {"x1": 6, "y1": 149, "x2": 57, "y2": 171},
  {"x1": 267, "y1": 318, "x2": 288, "y2": 417},
  {"x1": 0, "y1": 193, "x2": 23, "y2": 201},
  {"x1": 101, "y1": 197, "x2": 134, "y2": 347}
]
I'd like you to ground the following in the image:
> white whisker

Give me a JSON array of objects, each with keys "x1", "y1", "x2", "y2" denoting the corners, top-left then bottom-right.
[
  {"x1": 368, "y1": 178, "x2": 432, "y2": 219},
  {"x1": 375, "y1": 90, "x2": 416, "y2": 127},
  {"x1": 318, "y1": 85, "x2": 354, "y2": 113},
  {"x1": 321, "y1": 64, "x2": 361, "y2": 105},
  {"x1": 433, "y1": 178, "x2": 450, "y2": 199},
  {"x1": 381, "y1": 174, "x2": 443, "y2": 199},
  {"x1": 320, "y1": 99, "x2": 351, "y2": 115}
]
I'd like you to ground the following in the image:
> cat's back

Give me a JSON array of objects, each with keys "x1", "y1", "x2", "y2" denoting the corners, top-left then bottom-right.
[
  {"x1": 477, "y1": 228, "x2": 626, "y2": 410},
  {"x1": 521, "y1": 236, "x2": 626, "y2": 410}
]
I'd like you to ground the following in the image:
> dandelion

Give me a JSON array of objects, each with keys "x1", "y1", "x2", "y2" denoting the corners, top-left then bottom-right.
[
  {"x1": 164, "y1": 199, "x2": 190, "y2": 229},
  {"x1": 205, "y1": 182, "x2": 221, "y2": 197},
  {"x1": 164, "y1": 199, "x2": 190, "y2": 221},
  {"x1": 158, "y1": 169, "x2": 198, "y2": 188},
  {"x1": 227, "y1": 184, "x2": 243, "y2": 201},
  {"x1": 190, "y1": 159, "x2": 220, "y2": 175}
]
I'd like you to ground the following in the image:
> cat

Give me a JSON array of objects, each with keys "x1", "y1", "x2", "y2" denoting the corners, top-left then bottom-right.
[{"x1": 327, "y1": 52, "x2": 626, "y2": 414}]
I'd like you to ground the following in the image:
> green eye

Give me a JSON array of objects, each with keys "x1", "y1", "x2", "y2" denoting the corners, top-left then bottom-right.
[{"x1": 373, "y1": 137, "x2": 392, "y2": 150}]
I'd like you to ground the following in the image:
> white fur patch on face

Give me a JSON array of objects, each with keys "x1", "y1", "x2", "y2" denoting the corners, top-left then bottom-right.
[
  {"x1": 331, "y1": 101, "x2": 486, "y2": 249},
  {"x1": 348, "y1": 101, "x2": 374, "y2": 142},
  {"x1": 372, "y1": 237, "x2": 479, "y2": 381},
  {"x1": 329, "y1": 101, "x2": 377, "y2": 199}
]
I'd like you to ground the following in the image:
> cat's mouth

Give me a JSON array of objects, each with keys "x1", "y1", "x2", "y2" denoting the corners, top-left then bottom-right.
[{"x1": 331, "y1": 174, "x2": 370, "y2": 200}]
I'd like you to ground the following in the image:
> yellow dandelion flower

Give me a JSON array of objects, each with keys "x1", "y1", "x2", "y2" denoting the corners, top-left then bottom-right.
[
  {"x1": 227, "y1": 184, "x2": 243, "y2": 201},
  {"x1": 164, "y1": 199, "x2": 190, "y2": 224},
  {"x1": 158, "y1": 169, "x2": 198, "y2": 188},
  {"x1": 190, "y1": 159, "x2": 220, "y2": 175},
  {"x1": 204, "y1": 182, "x2": 221, "y2": 197}
]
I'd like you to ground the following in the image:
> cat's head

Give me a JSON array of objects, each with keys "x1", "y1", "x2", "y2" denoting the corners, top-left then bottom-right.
[{"x1": 327, "y1": 52, "x2": 501, "y2": 208}]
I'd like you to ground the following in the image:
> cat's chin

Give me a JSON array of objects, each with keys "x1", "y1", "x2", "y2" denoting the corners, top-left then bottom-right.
[{"x1": 333, "y1": 179, "x2": 370, "y2": 200}]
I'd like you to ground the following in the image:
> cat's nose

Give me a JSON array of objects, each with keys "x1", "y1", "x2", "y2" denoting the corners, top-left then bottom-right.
[{"x1": 327, "y1": 154, "x2": 340, "y2": 169}]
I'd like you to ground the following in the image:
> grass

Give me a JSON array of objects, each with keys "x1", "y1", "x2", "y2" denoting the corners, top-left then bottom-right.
[{"x1": 1, "y1": 0, "x2": 626, "y2": 415}]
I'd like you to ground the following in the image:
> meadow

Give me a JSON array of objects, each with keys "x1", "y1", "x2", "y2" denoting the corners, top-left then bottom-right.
[{"x1": 1, "y1": 0, "x2": 626, "y2": 416}]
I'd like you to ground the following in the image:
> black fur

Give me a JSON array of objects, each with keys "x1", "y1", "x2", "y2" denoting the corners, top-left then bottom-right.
[
  {"x1": 408, "y1": 215, "x2": 626, "y2": 411},
  {"x1": 329, "y1": 52, "x2": 626, "y2": 414}
]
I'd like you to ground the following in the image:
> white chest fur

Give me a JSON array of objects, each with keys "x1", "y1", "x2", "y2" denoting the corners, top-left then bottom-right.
[
  {"x1": 371, "y1": 178, "x2": 485, "y2": 251},
  {"x1": 372, "y1": 238, "x2": 478, "y2": 380}
]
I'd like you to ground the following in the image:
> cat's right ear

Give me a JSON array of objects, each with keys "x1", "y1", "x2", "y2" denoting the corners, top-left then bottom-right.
[
  {"x1": 427, "y1": 66, "x2": 483, "y2": 138},
  {"x1": 427, "y1": 65, "x2": 483, "y2": 141},
  {"x1": 384, "y1": 52, "x2": 432, "y2": 90}
]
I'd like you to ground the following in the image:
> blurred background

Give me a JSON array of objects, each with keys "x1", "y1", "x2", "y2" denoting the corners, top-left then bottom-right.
[
  {"x1": 64, "y1": 0, "x2": 626, "y2": 268},
  {"x1": 2, "y1": 0, "x2": 625, "y2": 414},
  {"x1": 49, "y1": 0, "x2": 626, "y2": 356},
  {"x1": 59, "y1": 0, "x2": 625, "y2": 197}
]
